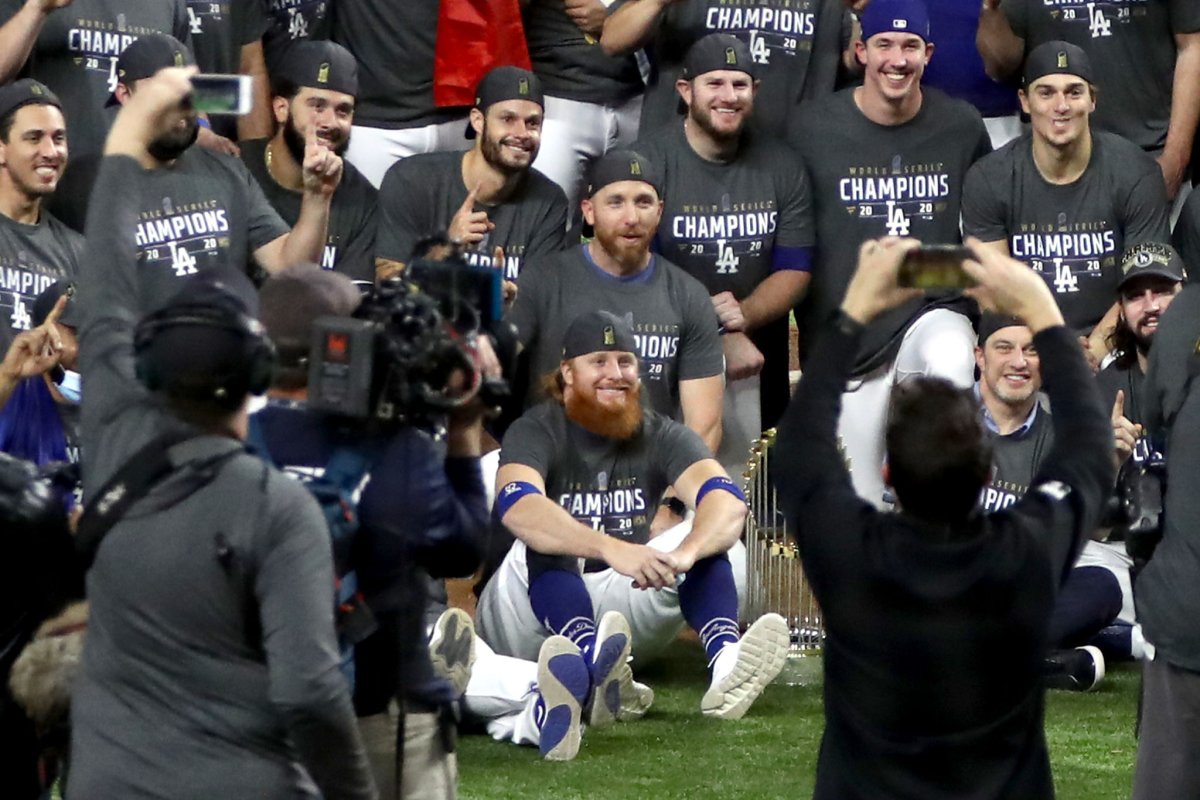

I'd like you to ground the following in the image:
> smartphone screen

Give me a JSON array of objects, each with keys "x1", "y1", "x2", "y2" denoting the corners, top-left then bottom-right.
[
  {"x1": 190, "y1": 74, "x2": 252, "y2": 116},
  {"x1": 897, "y1": 245, "x2": 978, "y2": 290}
]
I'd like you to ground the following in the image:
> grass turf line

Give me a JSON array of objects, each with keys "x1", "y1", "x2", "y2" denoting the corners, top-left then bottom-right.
[{"x1": 458, "y1": 640, "x2": 1139, "y2": 800}]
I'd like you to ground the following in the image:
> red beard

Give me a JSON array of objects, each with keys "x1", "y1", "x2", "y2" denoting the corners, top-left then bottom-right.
[{"x1": 563, "y1": 381, "x2": 643, "y2": 440}]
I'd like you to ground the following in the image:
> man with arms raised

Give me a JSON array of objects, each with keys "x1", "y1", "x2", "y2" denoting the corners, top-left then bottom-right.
[
  {"x1": 636, "y1": 33, "x2": 814, "y2": 471},
  {"x1": 773, "y1": 237, "x2": 1112, "y2": 798},
  {"x1": 0, "y1": 79, "x2": 82, "y2": 341},
  {"x1": 374, "y1": 67, "x2": 569, "y2": 283},
  {"x1": 477, "y1": 309, "x2": 788, "y2": 760},
  {"x1": 241, "y1": 41, "x2": 377, "y2": 284},
  {"x1": 963, "y1": 41, "x2": 1169, "y2": 357},
  {"x1": 788, "y1": 0, "x2": 992, "y2": 507}
]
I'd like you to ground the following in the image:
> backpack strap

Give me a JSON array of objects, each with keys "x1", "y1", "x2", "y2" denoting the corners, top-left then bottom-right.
[{"x1": 76, "y1": 429, "x2": 244, "y2": 571}]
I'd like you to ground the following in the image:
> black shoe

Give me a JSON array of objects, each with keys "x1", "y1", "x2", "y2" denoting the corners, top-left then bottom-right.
[{"x1": 1044, "y1": 645, "x2": 1105, "y2": 691}]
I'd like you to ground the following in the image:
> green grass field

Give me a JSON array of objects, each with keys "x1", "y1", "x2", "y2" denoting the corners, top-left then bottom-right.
[{"x1": 459, "y1": 640, "x2": 1140, "y2": 800}]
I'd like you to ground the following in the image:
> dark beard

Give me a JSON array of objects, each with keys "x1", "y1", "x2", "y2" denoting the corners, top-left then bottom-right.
[
  {"x1": 148, "y1": 118, "x2": 200, "y2": 163},
  {"x1": 283, "y1": 113, "x2": 349, "y2": 162},
  {"x1": 564, "y1": 381, "x2": 643, "y2": 440},
  {"x1": 479, "y1": 121, "x2": 529, "y2": 177},
  {"x1": 689, "y1": 102, "x2": 744, "y2": 145}
]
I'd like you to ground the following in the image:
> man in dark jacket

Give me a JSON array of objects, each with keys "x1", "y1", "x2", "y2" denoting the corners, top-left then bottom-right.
[{"x1": 773, "y1": 236, "x2": 1113, "y2": 798}]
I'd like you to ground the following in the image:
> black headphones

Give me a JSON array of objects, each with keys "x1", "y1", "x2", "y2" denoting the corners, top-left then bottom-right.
[{"x1": 133, "y1": 303, "x2": 276, "y2": 405}]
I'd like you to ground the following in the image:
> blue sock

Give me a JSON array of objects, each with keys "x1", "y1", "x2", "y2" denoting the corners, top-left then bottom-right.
[
  {"x1": 678, "y1": 554, "x2": 740, "y2": 664},
  {"x1": 529, "y1": 570, "x2": 597, "y2": 662}
]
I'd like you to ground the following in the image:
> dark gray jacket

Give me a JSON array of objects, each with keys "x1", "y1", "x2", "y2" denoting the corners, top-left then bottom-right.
[{"x1": 68, "y1": 155, "x2": 374, "y2": 800}]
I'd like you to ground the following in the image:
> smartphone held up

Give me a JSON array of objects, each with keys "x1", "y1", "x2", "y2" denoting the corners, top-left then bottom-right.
[
  {"x1": 897, "y1": 244, "x2": 978, "y2": 291},
  {"x1": 188, "y1": 74, "x2": 252, "y2": 116}
]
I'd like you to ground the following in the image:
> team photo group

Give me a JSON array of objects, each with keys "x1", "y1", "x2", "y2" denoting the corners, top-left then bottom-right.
[{"x1": 0, "y1": 0, "x2": 1198, "y2": 798}]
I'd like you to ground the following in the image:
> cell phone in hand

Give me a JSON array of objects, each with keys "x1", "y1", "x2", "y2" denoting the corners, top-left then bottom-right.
[
  {"x1": 189, "y1": 74, "x2": 252, "y2": 116},
  {"x1": 897, "y1": 244, "x2": 978, "y2": 291}
]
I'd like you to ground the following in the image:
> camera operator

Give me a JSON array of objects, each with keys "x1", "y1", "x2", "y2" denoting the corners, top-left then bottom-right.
[
  {"x1": 67, "y1": 67, "x2": 374, "y2": 800},
  {"x1": 1132, "y1": 250, "x2": 1200, "y2": 798},
  {"x1": 254, "y1": 262, "x2": 499, "y2": 799},
  {"x1": 772, "y1": 237, "x2": 1113, "y2": 798}
]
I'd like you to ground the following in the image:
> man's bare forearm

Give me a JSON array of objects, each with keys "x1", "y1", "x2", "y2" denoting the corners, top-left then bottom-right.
[
  {"x1": 740, "y1": 271, "x2": 810, "y2": 332},
  {"x1": 279, "y1": 193, "x2": 331, "y2": 271},
  {"x1": 0, "y1": 1, "x2": 50, "y2": 83},
  {"x1": 602, "y1": 0, "x2": 670, "y2": 55},
  {"x1": 977, "y1": 3, "x2": 1024, "y2": 81}
]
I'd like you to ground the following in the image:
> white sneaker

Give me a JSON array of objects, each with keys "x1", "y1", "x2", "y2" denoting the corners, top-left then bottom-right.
[
  {"x1": 701, "y1": 613, "x2": 789, "y2": 720},
  {"x1": 428, "y1": 608, "x2": 475, "y2": 698},
  {"x1": 618, "y1": 680, "x2": 655, "y2": 721},
  {"x1": 587, "y1": 611, "x2": 634, "y2": 728}
]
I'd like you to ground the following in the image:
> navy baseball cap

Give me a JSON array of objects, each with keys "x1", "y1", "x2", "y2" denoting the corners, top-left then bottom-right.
[
  {"x1": 274, "y1": 40, "x2": 358, "y2": 98},
  {"x1": 562, "y1": 310, "x2": 638, "y2": 360},
  {"x1": 0, "y1": 79, "x2": 61, "y2": 124},
  {"x1": 106, "y1": 34, "x2": 195, "y2": 107},
  {"x1": 860, "y1": 0, "x2": 932, "y2": 44},
  {"x1": 465, "y1": 66, "x2": 544, "y2": 140},
  {"x1": 682, "y1": 34, "x2": 756, "y2": 80},
  {"x1": 1119, "y1": 243, "x2": 1187, "y2": 289},
  {"x1": 587, "y1": 149, "x2": 662, "y2": 198},
  {"x1": 1023, "y1": 41, "x2": 1095, "y2": 88}
]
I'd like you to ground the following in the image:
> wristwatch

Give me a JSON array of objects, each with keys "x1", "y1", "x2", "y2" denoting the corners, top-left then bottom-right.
[{"x1": 660, "y1": 496, "x2": 687, "y2": 517}]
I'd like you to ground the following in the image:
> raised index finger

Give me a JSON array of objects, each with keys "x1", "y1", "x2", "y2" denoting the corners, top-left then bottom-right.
[
  {"x1": 42, "y1": 293, "x2": 69, "y2": 328},
  {"x1": 460, "y1": 183, "x2": 482, "y2": 215},
  {"x1": 1112, "y1": 389, "x2": 1125, "y2": 422}
]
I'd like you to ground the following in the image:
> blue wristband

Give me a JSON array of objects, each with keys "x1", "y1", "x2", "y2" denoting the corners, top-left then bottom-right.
[
  {"x1": 496, "y1": 480, "x2": 543, "y2": 518},
  {"x1": 696, "y1": 475, "x2": 745, "y2": 506},
  {"x1": 197, "y1": 117, "x2": 211, "y2": 130}
]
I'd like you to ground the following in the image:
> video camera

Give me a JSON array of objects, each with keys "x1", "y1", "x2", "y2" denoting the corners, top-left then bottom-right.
[
  {"x1": 1100, "y1": 438, "x2": 1165, "y2": 563},
  {"x1": 306, "y1": 257, "x2": 517, "y2": 426}
]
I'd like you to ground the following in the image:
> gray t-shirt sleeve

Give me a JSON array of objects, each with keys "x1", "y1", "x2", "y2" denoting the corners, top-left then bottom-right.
[
  {"x1": 374, "y1": 161, "x2": 426, "y2": 263},
  {"x1": 1121, "y1": 168, "x2": 1171, "y2": 248},
  {"x1": 1171, "y1": 0, "x2": 1200, "y2": 32},
  {"x1": 498, "y1": 410, "x2": 556, "y2": 478},
  {"x1": 524, "y1": 186, "x2": 571, "y2": 259},
  {"x1": 675, "y1": 274, "x2": 724, "y2": 381},
  {"x1": 256, "y1": 479, "x2": 375, "y2": 800},
  {"x1": 654, "y1": 418, "x2": 716, "y2": 486},
  {"x1": 776, "y1": 150, "x2": 816, "y2": 250},
  {"x1": 961, "y1": 158, "x2": 1009, "y2": 242},
  {"x1": 174, "y1": 0, "x2": 195, "y2": 50}
]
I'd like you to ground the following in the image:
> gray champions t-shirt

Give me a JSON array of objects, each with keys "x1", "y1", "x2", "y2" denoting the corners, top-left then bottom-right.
[
  {"x1": 240, "y1": 139, "x2": 378, "y2": 283},
  {"x1": 789, "y1": 86, "x2": 992, "y2": 364},
  {"x1": 508, "y1": 245, "x2": 725, "y2": 417},
  {"x1": 61, "y1": 147, "x2": 290, "y2": 313},
  {"x1": 0, "y1": 211, "x2": 84, "y2": 335},
  {"x1": 500, "y1": 402, "x2": 712, "y2": 547},
  {"x1": 524, "y1": 0, "x2": 642, "y2": 106},
  {"x1": 0, "y1": 0, "x2": 191, "y2": 159},
  {"x1": 962, "y1": 131, "x2": 1170, "y2": 331},
  {"x1": 637, "y1": 124, "x2": 814, "y2": 302},
  {"x1": 978, "y1": 406, "x2": 1055, "y2": 513},
  {"x1": 375, "y1": 151, "x2": 570, "y2": 280},
  {"x1": 1004, "y1": 0, "x2": 1200, "y2": 152},
  {"x1": 185, "y1": 0, "x2": 267, "y2": 73},
  {"x1": 614, "y1": 0, "x2": 849, "y2": 139}
]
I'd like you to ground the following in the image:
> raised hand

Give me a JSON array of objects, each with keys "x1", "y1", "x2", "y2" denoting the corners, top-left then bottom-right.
[
  {"x1": 448, "y1": 184, "x2": 494, "y2": 247},
  {"x1": 0, "y1": 294, "x2": 68, "y2": 384},
  {"x1": 301, "y1": 123, "x2": 343, "y2": 196},
  {"x1": 1111, "y1": 390, "x2": 1142, "y2": 462}
]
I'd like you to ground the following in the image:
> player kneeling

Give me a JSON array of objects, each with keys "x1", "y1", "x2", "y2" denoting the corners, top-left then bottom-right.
[{"x1": 476, "y1": 310, "x2": 788, "y2": 759}]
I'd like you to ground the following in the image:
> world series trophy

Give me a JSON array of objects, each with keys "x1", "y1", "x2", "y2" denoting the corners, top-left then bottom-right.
[{"x1": 741, "y1": 428, "x2": 830, "y2": 685}]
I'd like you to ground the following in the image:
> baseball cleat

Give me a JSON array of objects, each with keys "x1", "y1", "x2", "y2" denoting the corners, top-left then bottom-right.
[
  {"x1": 617, "y1": 680, "x2": 655, "y2": 721},
  {"x1": 536, "y1": 635, "x2": 591, "y2": 761},
  {"x1": 428, "y1": 607, "x2": 475, "y2": 698},
  {"x1": 702, "y1": 612, "x2": 789, "y2": 720},
  {"x1": 587, "y1": 610, "x2": 634, "y2": 729}
]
